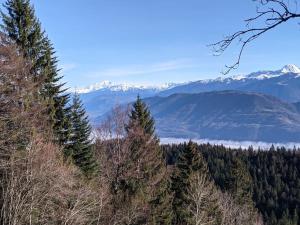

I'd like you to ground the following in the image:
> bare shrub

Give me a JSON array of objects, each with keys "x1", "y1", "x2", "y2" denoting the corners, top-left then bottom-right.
[
  {"x1": 187, "y1": 172, "x2": 220, "y2": 225},
  {"x1": 188, "y1": 169, "x2": 264, "y2": 225},
  {"x1": 0, "y1": 33, "x2": 48, "y2": 158},
  {"x1": 0, "y1": 134, "x2": 109, "y2": 225},
  {"x1": 218, "y1": 192, "x2": 264, "y2": 225},
  {"x1": 0, "y1": 35, "x2": 109, "y2": 225}
]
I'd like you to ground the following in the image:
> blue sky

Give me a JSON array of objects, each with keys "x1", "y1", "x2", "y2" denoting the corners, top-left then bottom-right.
[{"x1": 2, "y1": 0, "x2": 300, "y2": 88}]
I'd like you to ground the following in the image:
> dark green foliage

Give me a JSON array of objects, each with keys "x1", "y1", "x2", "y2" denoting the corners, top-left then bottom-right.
[
  {"x1": 163, "y1": 143, "x2": 300, "y2": 225},
  {"x1": 127, "y1": 95, "x2": 156, "y2": 137},
  {"x1": 170, "y1": 141, "x2": 206, "y2": 225},
  {"x1": 1, "y1": 0, "x2": 45, "y2": 72},
  {"x1": 41, "y1": 37, "x2": 72, "y2": 141},
  {"x1": 124, "y1": 95, "x2": 161, "y2": 196},
  {"x1": 53, "y1": 93, "x2": 72, "y2": 147},
  {"x1": 247, "y1": 147, "x2": 300, "y2": 225},
  {"x1": 1, "y1": 0, "x2": 72, "y2": 149},
  {"x1": 119, "y1": 96, "x2": 173, "y2": 224},
  {"x1": 149, "y1": 177, "x2": 173, "y2": 225},
  {"x1": 230, "y1": 157, "x2": 254, "y2": 206},
  {"x1": 68, "y1": 94, "x2": 97, "y2": 176}
]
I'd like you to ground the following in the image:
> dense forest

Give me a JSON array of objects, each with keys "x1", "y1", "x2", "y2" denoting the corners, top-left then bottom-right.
[
  {"x1": 163, "y1": 144, "x2": 300, "y2": 225},
  {"x1": 0, "y1": 0, "x2": 299, "y2": 225}
]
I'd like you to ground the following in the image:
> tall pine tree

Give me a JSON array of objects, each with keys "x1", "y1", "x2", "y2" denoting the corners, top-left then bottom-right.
[
  {"x1": 41, "y1": 37, "x2": 72, "y2": 146},
  {"x1": 67, "y1": 94, "x2": 97, "y2": 176},
  {"x1": 1, "y1": 0, "x2": 44, "y2": 73},
  {"x1": 1, "y1": 0, "x2": 72, "y2": 148},
  {"x1": 124, "y1": 96, "x2": 173, "y2": 224}
]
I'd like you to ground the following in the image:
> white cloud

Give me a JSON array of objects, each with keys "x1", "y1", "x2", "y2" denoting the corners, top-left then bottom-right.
[
  {"x1": 60, "y1": 63, "x2": 77, "y2": 73},
  {"x1": 90, "y1": 58, "x2": 198, "y2": 78}
]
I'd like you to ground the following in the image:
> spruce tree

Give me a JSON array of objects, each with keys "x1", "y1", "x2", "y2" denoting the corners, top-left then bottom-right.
[
  {"x1": 68, "y1": 94, "x2": 97, "y2": 176},
  {"x1": 170, "y1": 141, "x2": 206, "y2": 225},
  {"x1": 1, "y1": 0, "x2": 45, "y2": 77},
  {"x1": 126, "y1": 96, "x2": 164, "y2": 184},
  {"x1": 124, "y1": 96, "x2": 173, "y2": 224},
  {"x1": 1, "y1": 0, "x2": 72, "y2": 148},
  {"x1": 126, "y1": 95, "x2": 155, "y2": 137},
  {"x1": 53, "y1": 93, "x2": 72, "y2": 147},
  {"x1": 41, "y1": 38, "x2": 72, "y2": 145}
]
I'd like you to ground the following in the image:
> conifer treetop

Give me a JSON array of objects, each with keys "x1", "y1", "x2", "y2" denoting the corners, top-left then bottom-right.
[{"x1": 127, "y1": 95, "x2": 156, "y2": 138}]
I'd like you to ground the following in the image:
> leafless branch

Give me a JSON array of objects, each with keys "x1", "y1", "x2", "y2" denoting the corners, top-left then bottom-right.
[{"x1": 209, "y1": 0, "x2": 300, "y2": 74}]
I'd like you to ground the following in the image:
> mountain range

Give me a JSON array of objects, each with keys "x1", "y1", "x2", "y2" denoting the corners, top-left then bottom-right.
[
  {"x1": 79, "y1": 64, "x2": 300, "y2": 142},
  {"x1": 159, "y1": 64, "x2": 300, "y2": 102}
]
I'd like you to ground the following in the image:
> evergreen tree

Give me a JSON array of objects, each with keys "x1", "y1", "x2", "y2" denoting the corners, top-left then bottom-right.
[
  {"x1": 1, "y1": 0, "x2": 72, "y2": 148},
  {"x1": 126, "y1": 95, "x2": 155, "y2": 138},
  {"x1": 230, "y1": 157, "x2": 253, "y2": 205},
  {"x1": 123, "y1": 95, "x2": 160, "y2": 196},
  {"x1": 68, "y1": 94, "x2": 97, "y2": 176},
  {"x1": 1, "y1": 0, "x2": 45, "y2": 77},
  {"x1": 41, "y1": 38, "x2": 72, "y2": 145},
  {"x1": 53, "y1": 93, "x2": 72, "y2": 147},
  {"x1": 170, "y1": 141, "x2": 206, "y2": 225},
  {"x1": 123, "y1": 96, "x2": 173, "y2": 224},
  {"x1": 149, "y1": 177, "x2": 173, "y2": 225}
]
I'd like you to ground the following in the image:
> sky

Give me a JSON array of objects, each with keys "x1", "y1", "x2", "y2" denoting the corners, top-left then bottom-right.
[{"x1": 1, "y1": 0, "x2": 300, "y2": 88}]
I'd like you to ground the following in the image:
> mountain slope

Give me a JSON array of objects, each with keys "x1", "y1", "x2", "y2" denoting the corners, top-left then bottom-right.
[
  {"x1": 80, "y1": 88, "x2": 159, "y2": 119},
  {"x1": 294, "y1": 102, "x2": 300, "y2": 112},
  {"x1": 79, "y1": 65, "x2": 300, "y2": 120},
  {"x1": 143, "y1": 91, "x2": 300, "y2": 142}
]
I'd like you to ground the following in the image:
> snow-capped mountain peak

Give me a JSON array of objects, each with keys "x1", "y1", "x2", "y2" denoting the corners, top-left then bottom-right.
[
  {"x1": 73, "y1": 64, "x2": 300, "y2": 94},
  {"x1": 75, "y1": 80, "x2": 113, "y2": 93},
  {"x1": 281, "y1": 64, "x2": 300, "y2": 74},
  {"x1": 75, "y1": 81, "x2": 178, "y2": 93},
  {"x1": 229, "y1": 64, "x2": 300, "y2": 82}
]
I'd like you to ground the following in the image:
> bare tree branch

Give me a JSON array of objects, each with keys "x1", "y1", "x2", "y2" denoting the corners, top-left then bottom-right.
[{"x1": 209, "y1": 0, "x2": 300, "y2": 74}]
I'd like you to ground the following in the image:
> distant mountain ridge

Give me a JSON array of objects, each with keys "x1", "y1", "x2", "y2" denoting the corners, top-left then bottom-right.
[
  {"x1": 77, "y1": 64, "x2": 300, "y2": 94},
  {"x1": 80, "y1": 64, "x2": 300, "y2": 120},
  {"x1": 143, "y1": 91, "x2": 300, "y2": 142},
  {"x1": 159, "y1": 64, "x2": 300, "y2": 103},
  {"x1": 80, "y1": 64, "x2": 300, "y2": 143}
]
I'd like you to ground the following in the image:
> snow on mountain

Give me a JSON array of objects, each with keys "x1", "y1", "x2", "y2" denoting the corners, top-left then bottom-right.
[
  {"x1": 216, "y1": 64, "x2": 300, "y2": 82},
  {"x1": 73, "y1": 64, "x2": 300, "y2": 94},
  {"x1": 159, "y1": 64, "x2": 300, "y2": 103},
  {"x1": 75, "y1": 81, "x2": 179, "y2": 94},
  {"x1": 281, "y1": 64, "x2": 300, "y2": 74}
]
